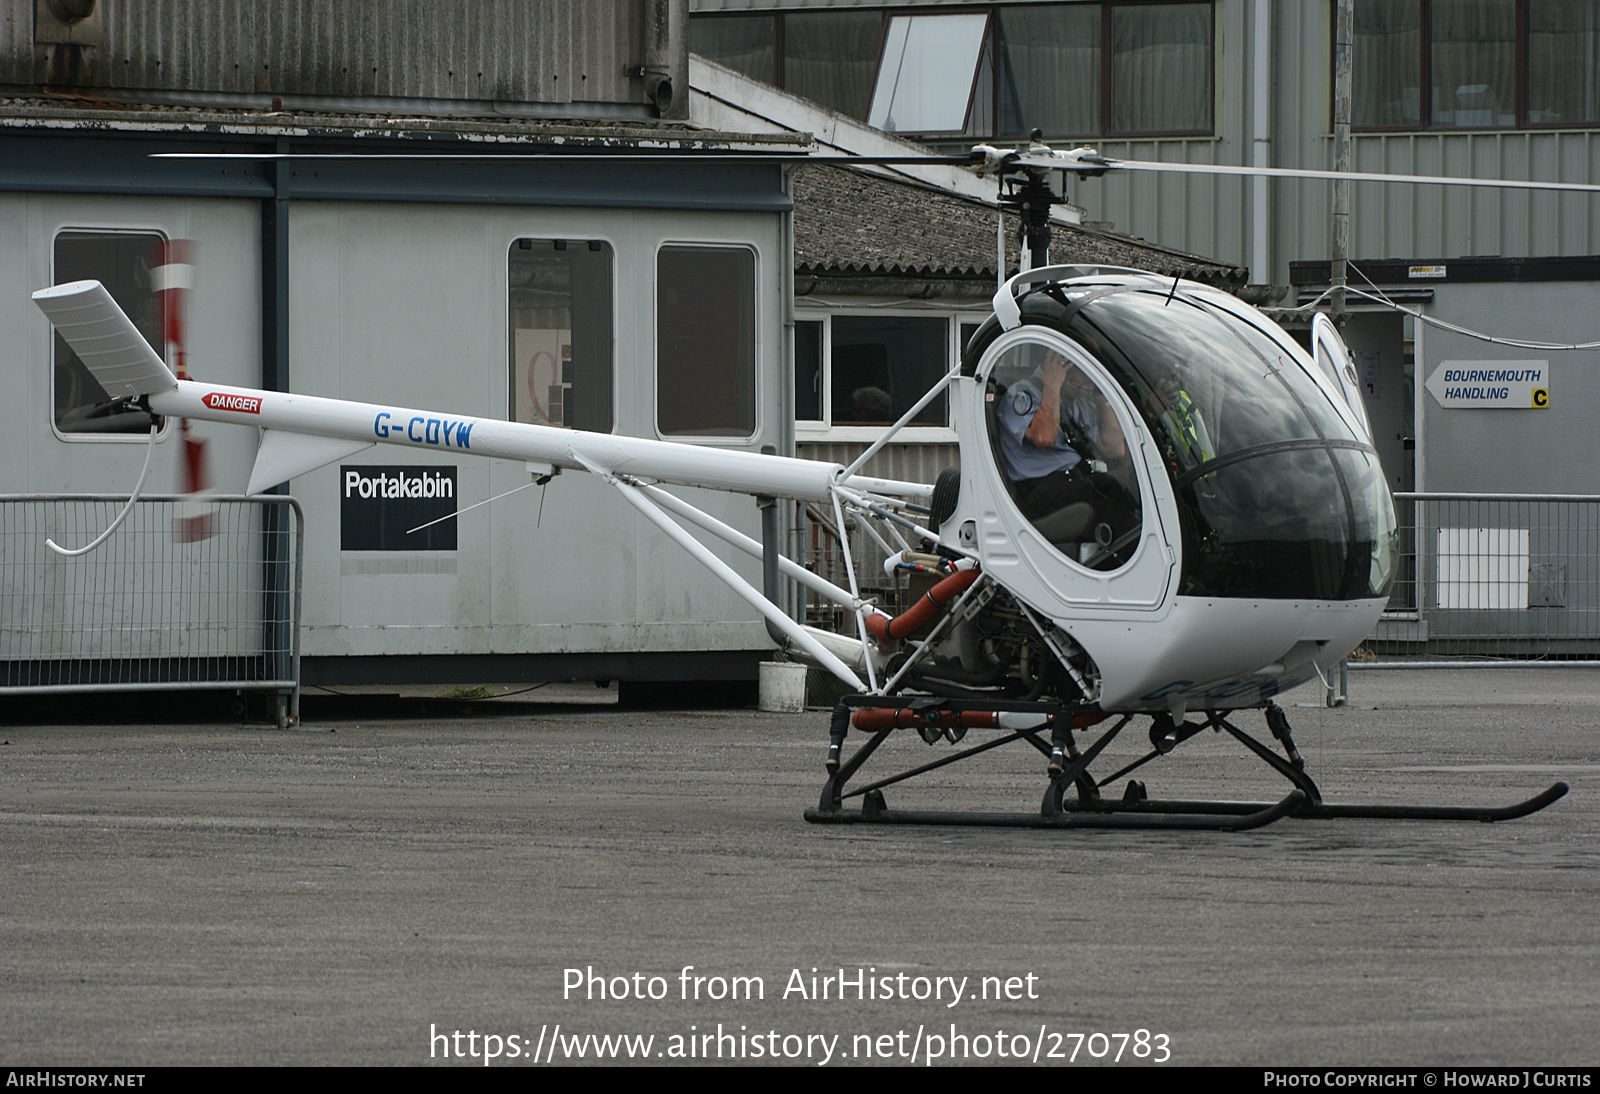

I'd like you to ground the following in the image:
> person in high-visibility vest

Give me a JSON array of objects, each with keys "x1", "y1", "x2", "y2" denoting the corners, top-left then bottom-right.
[{"x1": 1153, "y1": 366, "x2": 1213, "y2": 468}]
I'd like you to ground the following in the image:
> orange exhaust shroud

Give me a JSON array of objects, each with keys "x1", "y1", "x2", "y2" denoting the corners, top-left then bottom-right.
[{"x1": 864, "y1": 568, "x2": 981, "y2": 642}]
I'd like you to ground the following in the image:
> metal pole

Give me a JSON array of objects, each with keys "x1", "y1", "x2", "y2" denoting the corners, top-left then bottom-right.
[
  {"x1": 1251, "y1": 0, "x2": 1272, "y2": 284},
  {"x1": 1331, "y1": 0, "x2": 1352, "y2": 322},
  {"x1": 573, "y1": 453, "x2": 866, "y2": 691}
]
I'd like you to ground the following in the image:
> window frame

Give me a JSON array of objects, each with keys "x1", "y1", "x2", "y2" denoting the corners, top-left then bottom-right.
[
  {"x1": 506, "y1": 234, "x2": 618, "y2": 435},
  {"x1": 1100, "y1": 1, "x2": 1216, "y2": 138},
  {"x1": 653, "y1": 241, "x2": 762, "y2": 445},
  {"x1": 795, "y1": 308, "x2": 985, "y2": 443},
  {"x1": 867, "y1": 11, "x2": 991, "y2": 136},
  {"x1": 1343, "y1": 0, "x2": 1600, "y2": 132},
  {"x1": 50, "y1": 225, "x2": 172, "y2": 444},
  {"x1": 977, "y1": 325, "x2": 1150, "y2": 575},
  {"x1": 689, "y1": 8, "x2": 890, "y2": 119}
]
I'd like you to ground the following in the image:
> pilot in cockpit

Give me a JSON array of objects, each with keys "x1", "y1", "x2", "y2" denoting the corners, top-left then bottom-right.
[{"x1": 995, "y1": 346, "x2": 1139, "y2": 559}]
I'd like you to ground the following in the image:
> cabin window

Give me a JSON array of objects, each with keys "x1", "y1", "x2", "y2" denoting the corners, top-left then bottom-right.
[
  {"x1": 983, "y1": 337, "x2": 1144, "y2": 572},
  {"x1": 1059, "y1": 285, "x2": 1397, "y2": 600},
  {"x1": 657, "y1": 245, "x2": 757, "y2": 439},
  {"x1": 795, "y1": 313, "x2": 982, "y2": 438},
  {"x1": 1349, "y1": 0, "x2": 1600, "y2": 129},
  {"x1": 508, "y1": 238, "x2": 614, "y2": 433},
  {"x1": 51, "y1": 230, "x2": 167, "y2": 438},
  {"x1": 692, "y1": 3, "x2": 1215, "y2": 140}
]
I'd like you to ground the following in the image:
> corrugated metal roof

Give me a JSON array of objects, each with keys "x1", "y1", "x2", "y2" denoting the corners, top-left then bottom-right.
[
  {"x1": 794, "y1": 164, "x2": 1246, "y2": 285},
  {"x1": 0, "y1": 94, "x2": 800, "y2": 148},
  {"x1": 3, "y1": 0, "x2": 653, "y2": 113}
]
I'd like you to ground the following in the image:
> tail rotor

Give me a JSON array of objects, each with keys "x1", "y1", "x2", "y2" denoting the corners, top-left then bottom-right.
[{"x1": 153, "y1": 240, "x2": 215, "y2": 542}]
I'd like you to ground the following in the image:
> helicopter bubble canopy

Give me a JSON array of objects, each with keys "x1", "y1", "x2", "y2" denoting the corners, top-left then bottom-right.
[{"x1": 964, "y1": 273, "x2": 1398, "y2": 609}]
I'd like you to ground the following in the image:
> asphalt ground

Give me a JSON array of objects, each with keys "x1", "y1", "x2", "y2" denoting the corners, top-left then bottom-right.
[{"x1": 2, "y1": 668, "x2": 1596, "y2": 1068}]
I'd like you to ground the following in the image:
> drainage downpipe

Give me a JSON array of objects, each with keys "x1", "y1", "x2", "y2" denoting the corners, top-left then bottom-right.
[{"x1": 760, "y1": 494, "x2": 787, "y2": 649}]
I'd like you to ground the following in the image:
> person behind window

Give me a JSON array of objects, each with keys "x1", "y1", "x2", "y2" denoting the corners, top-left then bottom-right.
[
  {"x1": 850, "y1": 385, "x2": 894, "y2": 423},
  {"x1": 995, "y1": 346, "x2": 1137, "y2": 559},
  {"x1": 1150, "y1": 362, "x2": 1213, "y2": 468}
]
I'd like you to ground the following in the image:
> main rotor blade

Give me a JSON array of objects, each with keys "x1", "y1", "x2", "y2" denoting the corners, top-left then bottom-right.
[
  {"x1": 152, "y1": 147, "x2": 1600, "y2": 191},
  {"x1": 1101, "y1": 157, "x2": 1600, "y2": 193},
  {"x1": 152, "y1": 151, "x2": 980, "y2": 166}
]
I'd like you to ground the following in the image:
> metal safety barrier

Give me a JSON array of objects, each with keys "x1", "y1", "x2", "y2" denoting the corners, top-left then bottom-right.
[
  {"x1": 0, "y1": 494, "x2": 303, "y2": 726},
  {"x1": 1368, "y1": 492, "x2": 1600, "y2": 661}
]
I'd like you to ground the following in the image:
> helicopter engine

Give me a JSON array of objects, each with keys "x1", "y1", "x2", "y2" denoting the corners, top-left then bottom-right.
[{"x1": 869, "y1": 563, "x2": 1095, "y2": 704}]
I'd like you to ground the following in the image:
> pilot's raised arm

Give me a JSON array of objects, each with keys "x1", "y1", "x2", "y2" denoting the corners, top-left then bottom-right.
[
  {"x1": 996, "y1": 352, "x2": 1091, "y2": 484},
  {"x1": 992, "y1": 346, "x2": 1141, "y2": 566},
  {"x1": 1023, "y1": 354, "x2": 1072, "y2": 449}
]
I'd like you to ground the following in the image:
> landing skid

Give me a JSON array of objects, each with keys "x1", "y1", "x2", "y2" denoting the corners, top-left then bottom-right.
[{"x1": 804, "y1": 697, "x2": 1568, "y2": 831}]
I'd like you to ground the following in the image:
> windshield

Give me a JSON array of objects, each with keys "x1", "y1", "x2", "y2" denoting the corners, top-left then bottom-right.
[{"x1": 1061, "y1": 287, "x2": 1396, "y2": 600}]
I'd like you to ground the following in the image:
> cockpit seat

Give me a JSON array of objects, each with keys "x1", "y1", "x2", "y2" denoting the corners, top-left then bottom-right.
[{"x1": 1029, "y1": 501, "x2": 1094, "y2": 545}]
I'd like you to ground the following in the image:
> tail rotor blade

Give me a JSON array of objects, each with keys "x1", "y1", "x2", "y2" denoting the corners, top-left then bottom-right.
[{"x1": 155, "y1": 240, "x2": 217, "y2": 542}]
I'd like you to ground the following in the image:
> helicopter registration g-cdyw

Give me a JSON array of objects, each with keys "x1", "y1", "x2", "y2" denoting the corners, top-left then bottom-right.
[{"x1": 32, "y1": 142, "x2": 1571, "y2": 831}]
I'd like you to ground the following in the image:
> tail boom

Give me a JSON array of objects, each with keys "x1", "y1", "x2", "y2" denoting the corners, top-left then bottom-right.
[
  {"x1": 149, "y1": 379, "x2": 928, "y2": 502},
  {"x1": 36, "y1": 279, "x2": 930, "y2": 502}
]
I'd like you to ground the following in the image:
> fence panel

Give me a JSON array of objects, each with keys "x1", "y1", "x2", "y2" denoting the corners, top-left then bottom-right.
[
  {"x1": 0, "y1": 494, "x2": 303, "y2": 723},
  {"x1": 1372, "y1": 493, "x2": 1600, "y2": 660}
]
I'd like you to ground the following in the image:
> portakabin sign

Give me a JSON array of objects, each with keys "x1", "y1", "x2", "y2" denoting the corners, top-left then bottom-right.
[{"x1": 341, "y1": 465, "x2": 457, "y2": 551}]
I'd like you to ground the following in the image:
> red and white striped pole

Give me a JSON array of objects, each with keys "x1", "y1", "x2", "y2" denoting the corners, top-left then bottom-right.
[{"x1": 153, "y1": 240, "x2": 215, "y2": 541}]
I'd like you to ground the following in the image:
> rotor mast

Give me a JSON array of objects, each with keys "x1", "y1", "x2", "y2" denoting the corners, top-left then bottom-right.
[{"x1": 1002, "y1": 131, "x2": 1063, "y2": 272}]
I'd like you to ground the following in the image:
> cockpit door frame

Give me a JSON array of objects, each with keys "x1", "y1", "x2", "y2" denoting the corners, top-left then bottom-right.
[
  {"x1": 964, "y1": 325, "x2": 1177, "y2": 616},
  {"x1": 1310, "y1": 313, "x2": 1374, "y2": 442}
]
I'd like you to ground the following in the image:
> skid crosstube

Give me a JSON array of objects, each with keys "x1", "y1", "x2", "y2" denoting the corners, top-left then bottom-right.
[{"x1": 805, "y1": 696, "x2": 1569, "y2": 830}]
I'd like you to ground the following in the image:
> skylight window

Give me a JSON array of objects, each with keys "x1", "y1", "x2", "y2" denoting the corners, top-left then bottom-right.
[{"x1": 867, "y1": 13, "x2": 989, "y2": 134}]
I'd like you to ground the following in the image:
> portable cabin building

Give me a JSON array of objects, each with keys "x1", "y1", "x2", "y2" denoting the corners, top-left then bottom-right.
[{"x1": 2, "y1": 0, "x2": 808, "y2": 695}]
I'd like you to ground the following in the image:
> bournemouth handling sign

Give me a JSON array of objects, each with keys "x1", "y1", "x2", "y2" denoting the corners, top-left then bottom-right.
[{"x1": 1425, "y1": 361, "x2": 1549, "y2": 409}]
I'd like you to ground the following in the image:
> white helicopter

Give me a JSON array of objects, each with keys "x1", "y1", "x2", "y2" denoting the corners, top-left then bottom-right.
[{"x1": 33, "y1": 139, "x2": 1575, "y2": 830}]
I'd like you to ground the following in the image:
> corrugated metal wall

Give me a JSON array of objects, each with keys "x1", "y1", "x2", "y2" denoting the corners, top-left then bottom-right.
[
  {"x1": 1054, "y1": 0, "x2": 1600, "y2": 284},
  {"x1": 1075, "y1": 136, "x2": 1251, "y2": 275},
  {"x1": 3, "y1": 0, "x2": 646, "y2": 107},
  {"x1": 688, "y1": 0, "x2": 1600, "y2": 284},
  {"x1": 1270, "y1": 2, "x2": 1600, "y2": 283}
]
